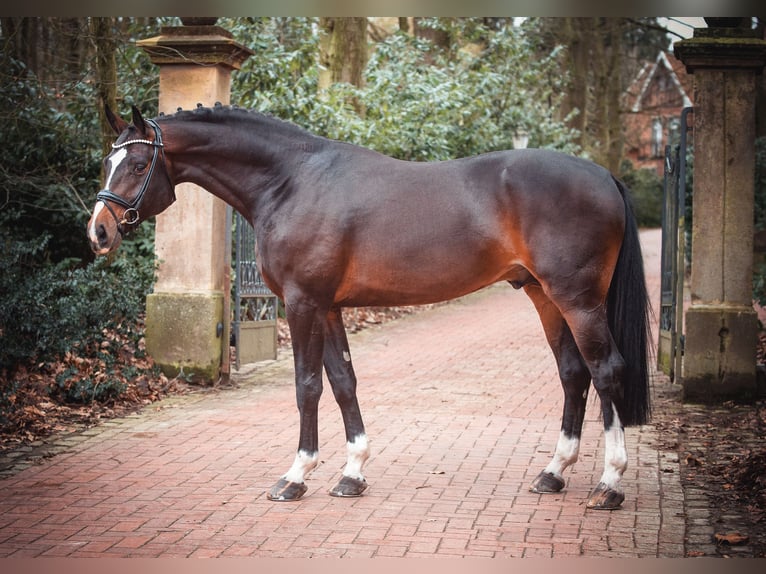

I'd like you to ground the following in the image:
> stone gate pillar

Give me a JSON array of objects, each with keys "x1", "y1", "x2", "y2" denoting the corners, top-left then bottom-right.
[
  {"x1": 674, "y1": 19, "x2": 766, "y2": 401},
  {"x1": 137, "y1": 19, "x2": 252, "y2": 383}
]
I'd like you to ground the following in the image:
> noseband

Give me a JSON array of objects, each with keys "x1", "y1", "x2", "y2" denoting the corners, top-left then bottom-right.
[{"x1": 96, "y1": 118, "x2": 171, "y2": 236}]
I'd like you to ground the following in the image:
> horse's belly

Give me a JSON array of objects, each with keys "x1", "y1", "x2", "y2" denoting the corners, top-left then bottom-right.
[{"x1": 333, "y1": 246, "x2": 516, "y2": 307}]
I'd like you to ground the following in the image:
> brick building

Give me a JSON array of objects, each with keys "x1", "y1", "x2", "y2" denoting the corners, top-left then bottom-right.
[{"x1": 623, "y1": 51, "x2": 693, "y2": 175}]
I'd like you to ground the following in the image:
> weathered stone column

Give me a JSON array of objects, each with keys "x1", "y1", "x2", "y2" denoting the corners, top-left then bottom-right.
[
  {"x1": 674, "y1": 19, "x2": 766, "y2": 401},
  {"x1": 137, "y1": 19, "x2": 252, "y2": 383}
]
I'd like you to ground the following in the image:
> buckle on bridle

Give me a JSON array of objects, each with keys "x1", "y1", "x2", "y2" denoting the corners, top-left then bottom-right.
[{"x1": 120, "y1": 207, "x2": 140, "y2": 226}]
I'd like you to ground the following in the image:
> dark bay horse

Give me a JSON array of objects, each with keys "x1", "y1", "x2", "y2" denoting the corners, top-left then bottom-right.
[{"x1": 87, "y1": 104, "x2": 650, "y2": 510}]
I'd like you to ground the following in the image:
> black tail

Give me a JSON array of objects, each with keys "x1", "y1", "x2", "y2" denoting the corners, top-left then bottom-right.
[{"x1": 607, "y1": 177, "x2": 652, "y2": 426}]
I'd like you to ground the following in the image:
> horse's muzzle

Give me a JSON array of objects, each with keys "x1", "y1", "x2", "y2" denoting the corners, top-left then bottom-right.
[
  {"x1": 89, "y1": 222, "x2": 111, "y2": 255},
  {"x1": 87, "y1": 204, "x2": 121, "y2": 255}
]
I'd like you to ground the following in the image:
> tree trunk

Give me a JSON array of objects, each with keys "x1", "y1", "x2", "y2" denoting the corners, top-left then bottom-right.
[
  {"x1": 90, "y1": 17, "x2": 118, "y2": 160},
  {"x1": 1, "y1": 17, "x2": 40, "y2": 75},
  {"x1": 591, "y1": 18, "x2": 608, "y2": 167},
  {"x1": 538, "y1": 17, "x2": 628, "y2": 171},
  {"x1": 413, "y1": 17, "x2": 453, "y2": 62},
  {"x1": 318, "y1": 17, "x2": 368, "y2": 91},
  {"x1": 566, "y1": 18, "x2": 590, "y2": 149},
  {"x1": 604, "y1": 18, "x2": 624, "y2": 174},
  {"x1": 590, "y1": 18, "x2": 624, "y2": 172},
  {"x1": 1, "y1": 17, "x2": 90, "y2": 102}
]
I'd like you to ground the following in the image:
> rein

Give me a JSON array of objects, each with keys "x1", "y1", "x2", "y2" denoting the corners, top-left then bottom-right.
[{"x1": 96, "y1": 118, "x2": 170, "y2": 235}]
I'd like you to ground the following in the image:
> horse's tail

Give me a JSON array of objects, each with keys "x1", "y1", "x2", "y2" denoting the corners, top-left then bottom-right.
[{"x1": 607, "y1": 177, "x2": 652, "y2": 426}]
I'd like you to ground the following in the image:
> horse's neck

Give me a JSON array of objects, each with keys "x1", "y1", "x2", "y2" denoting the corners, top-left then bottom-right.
[{"x1": 163, "y1": 116, "x2": 307, "y2": 221}]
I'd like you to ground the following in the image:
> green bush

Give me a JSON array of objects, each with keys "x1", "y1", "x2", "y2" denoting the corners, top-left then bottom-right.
[
  {"x1": 55, "y1": 367, "x2": 128, "y2": 404},
  {"x1": 0, "y1": 381, "x2": 20, "y2": 428},
  {"x1": 0, "y1": 56, "x2": 101, "y2": 263},
  {"x1": 0, "y1": 20, "x2": 162, "y2": 267},
  {"x1": 1, "y1": 230, "x2": 158, "y2": 420},
  {"x1": 0, "y1": 230, "x2": 156, "y2": 374},
  {"x1": 228, "y1": 18, "x2": 579, "y2": 161},
  {"x1": 618, "y1": 160, "x2": 663, "y2": 228}
]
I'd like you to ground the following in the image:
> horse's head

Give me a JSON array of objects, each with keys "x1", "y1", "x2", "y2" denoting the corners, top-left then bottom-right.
[{"x1": 87, "y1": 105, "x2": 175, "y2": 255}]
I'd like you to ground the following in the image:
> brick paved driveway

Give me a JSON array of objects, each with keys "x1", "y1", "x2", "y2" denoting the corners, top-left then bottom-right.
[{"x1": 0, "y1": 229, "x2": 685, "y2": 557}]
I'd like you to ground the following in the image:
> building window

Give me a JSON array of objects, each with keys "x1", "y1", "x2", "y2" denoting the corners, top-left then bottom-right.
[
  {"x1": 668, "y1": 118, "x2": 681, "y2": 148},
  {"x1": 651, "y1": 118, "x2": 663, "y2": 158}
]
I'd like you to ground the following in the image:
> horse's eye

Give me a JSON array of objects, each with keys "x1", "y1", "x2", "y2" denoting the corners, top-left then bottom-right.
[{"x1": 133, "y1": 163, "x2": 147, "y2": 175}]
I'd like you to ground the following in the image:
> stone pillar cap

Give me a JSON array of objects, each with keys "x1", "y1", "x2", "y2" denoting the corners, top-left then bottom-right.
[
  {"x1": 137, "y1": 26, "x2": 253, "y2": 70},
  {"x1": 674, "y1": 35, "x2": 766, "y2": 73}
]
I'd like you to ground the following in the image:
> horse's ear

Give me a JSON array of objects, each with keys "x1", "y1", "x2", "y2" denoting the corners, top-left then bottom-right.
[
  {"x1": 104, "y1": 104, "x2": 128, "y2": 135},
  {"x1": 131, "y1": 105, "x2": 149, "y2": 136}
]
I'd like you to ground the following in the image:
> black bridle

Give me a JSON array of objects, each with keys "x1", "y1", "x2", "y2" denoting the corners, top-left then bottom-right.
[{"x1": 96, "y1": 118, "x2": 171, "y2": 236}]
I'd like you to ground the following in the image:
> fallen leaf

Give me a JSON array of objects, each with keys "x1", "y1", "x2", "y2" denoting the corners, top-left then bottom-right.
[
  {"x1": 714, "y1": 532, "x2": 749, "y2": 546},
  {"x1": 685, "y1": 454, "x2": 702, "y2": 467},
  {"x1": 686, "y1": 551, "x2": 707, "y2": 557}
]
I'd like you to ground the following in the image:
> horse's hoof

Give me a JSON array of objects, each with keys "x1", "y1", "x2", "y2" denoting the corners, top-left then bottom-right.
[
  {"x1": 267, "y1": 478, "x2": 308, "y2": 501},
  {"x1": 529, "y1": 471, "x2": 566, "y2": 493},
  {"x1": 328, "y1": 475, "x2": 368, "y2": 497},
  {"x1": 586, "y1": 482, "x2": 624, "y2": 510}
]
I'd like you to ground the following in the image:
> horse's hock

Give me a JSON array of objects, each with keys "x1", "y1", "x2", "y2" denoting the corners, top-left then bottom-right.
[
  {"x1": 137, "y1": 21, "x2": 252, "y2": 383},
  {"x1": 674, "y1": 21, "x2": 766, "y2": 402}
]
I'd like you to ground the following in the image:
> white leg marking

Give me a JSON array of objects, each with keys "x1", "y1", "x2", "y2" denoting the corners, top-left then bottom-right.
[
  {"x1": 544, "y1": 431, "x2": 580, "y2": 477},
  {"x1": 342, "y1": 434, "x2": 370, "y2": 481},
  {"x1": 599, "y1": 404, "x2": 628, "y2": 490},
  {"x1": 282, "y1": 449, "x2": 319, "y2": 483}
]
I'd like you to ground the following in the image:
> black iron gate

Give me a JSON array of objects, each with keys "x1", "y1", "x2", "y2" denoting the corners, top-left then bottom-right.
[
  {"x1": 230, "y1": 207, "x2": 279, "y2": 370},
  {"x1": 658, "y1": 106, "x2": 692, "y2": 381}
]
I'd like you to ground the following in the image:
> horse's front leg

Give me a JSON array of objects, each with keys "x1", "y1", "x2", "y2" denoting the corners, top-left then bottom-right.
[
  {"x1": 267, "y1": 299, "x2": 326, "y2": 502},
  {"x1": 323, "y1": 308, "x2": 369, "y2": 497},
  {"x1": 530, "y1": 342, "x2": 590, "y2": 494}
]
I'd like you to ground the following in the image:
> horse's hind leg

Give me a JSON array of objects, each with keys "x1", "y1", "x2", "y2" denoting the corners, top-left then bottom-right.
[
  {"x1": 524, "y1": 285, "x2": 591, "y2": 494},
  {"x1": 561, "y1": 305, "x2": 629, "y2": 510},
  {"x1": 323, "y1": 307, "x2": 369, "y2": 497}
]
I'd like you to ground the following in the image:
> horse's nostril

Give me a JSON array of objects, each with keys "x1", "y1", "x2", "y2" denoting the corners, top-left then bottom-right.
[{"x1": 97, "y1": 224, "x2": 108, "y2": 245}]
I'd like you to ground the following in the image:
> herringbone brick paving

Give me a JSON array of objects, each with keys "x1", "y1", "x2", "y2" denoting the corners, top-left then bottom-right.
[{"x1": 0, "y1": 229, "x2": 686, "y2": 557}]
